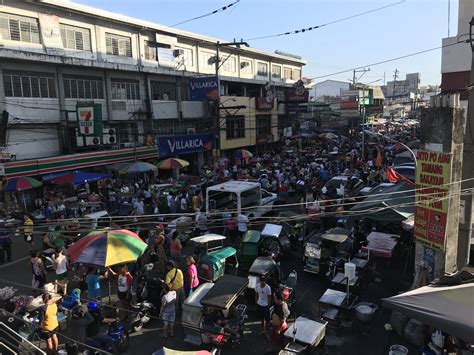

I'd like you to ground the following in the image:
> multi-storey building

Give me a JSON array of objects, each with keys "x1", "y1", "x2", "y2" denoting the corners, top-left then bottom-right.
[{"x1": 0, "y1": 0, "x2": 305, "y2": 178}]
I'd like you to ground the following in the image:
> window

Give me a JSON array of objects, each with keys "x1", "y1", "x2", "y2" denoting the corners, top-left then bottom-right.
[
  {"x1": 175, "y1": 46, "x2": 193, "y2": 66},
  {"x1": 257, "y1": 63, "x2": 268, "y2": 77},
  {"x1": 226, "y1": 116, "x2": 245, "y2": 139},
  {"x1": 151, "y1": 81, "x2": 176, "y2": 101},
  {"x1": 60, "y1": 24, "x2": 91, "y2": 51},
  {"x1": 63, "y1": 75, "x2": 103, "y2": 99},
  {"x1": 3, "y1": 70, "x2": 56, "y2": 98},
  {"x1": 292, "y1": 69, "x2": 301, "y2": 81},
  {"x1": 257, "y1": 115, "x2": 271, "y2": 135},
  {"x1": 144, "y1": 41, "x2": 157, "y2": 61},
  {"x1": 180, "y1": 81, "x2": 189, "y2": 101},
  {"x1": 271, "y1": 65, "x2": 281, "y2": 79},
  {"x1": 200, "y1": 51, "x2": 216, "y2": 69},
  {"x1": 111, "y1": 79, "x2": 140, "y2": 100},
  {"x1": 221, "y1": 55, "x2": 236, "y2": 73},
  {"x1": 0, "y1": 13, "x2": 40, "y2": 44},
  {"x1": 105, "y1": 33, "x2": 132, "y2": 57},
  {"x1": 283, "y1": 67, "x2": 292, "y2": 80},
  {"x1": 240, "y1": 60, "x2": 252, "y2": 75}
]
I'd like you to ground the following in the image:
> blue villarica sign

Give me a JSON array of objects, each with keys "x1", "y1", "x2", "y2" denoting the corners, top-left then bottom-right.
[
  {"x1": 158, "y1": 133, "x2": 213, "y2": 157},
  {"x1": 189, "y1": 76, "x2": 219, "y2": 101}
]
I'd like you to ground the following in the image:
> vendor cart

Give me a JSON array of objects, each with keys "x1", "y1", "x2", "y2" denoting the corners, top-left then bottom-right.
[{"x1": 280, "y1": 316, "x2": 327, "y2": 354}]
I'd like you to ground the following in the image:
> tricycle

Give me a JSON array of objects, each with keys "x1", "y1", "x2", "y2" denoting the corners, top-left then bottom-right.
[
  {"x1": 198, "y1": 247, "x2": 239, "y2": 283},
  {"x1": 260, "y1": 223, "x2": 292, "y2": 259}
]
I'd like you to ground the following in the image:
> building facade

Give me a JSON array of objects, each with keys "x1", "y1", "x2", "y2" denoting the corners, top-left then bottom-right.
[
  {"x1": 382, "y1": 73, "x2": 421, "y2": 101},
  {"x1": 310, "y1": 80, "x2": 351, "y2": 104},
  {"x1": 0, "y1": 0, "x2": 305, "y2": 177}
]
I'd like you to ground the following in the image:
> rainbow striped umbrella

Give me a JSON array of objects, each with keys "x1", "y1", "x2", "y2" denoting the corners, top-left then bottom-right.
[
  {"x1": 156, "y1": 158, "x2": 189, "y2": 170},
  {"x1": 234, "y1": 149, "x2": 253, "y2": 160},
  {"x1": 119, "y1": 161, "x2": 158, "y2": 174},
  {"x1": 3, "y1": 177, "x2": 43, "y2": 192},
  {"x1": 67, "y1": 229, "x2": 147, "y2": 267}
]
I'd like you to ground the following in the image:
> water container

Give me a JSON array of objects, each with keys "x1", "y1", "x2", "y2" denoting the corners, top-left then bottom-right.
[
  {"x1": 344, "y1": 262, "x2": 356, "y2": 282},
  {"x1": 389, "y1": 345, "x2": 408, "y2": 355}
]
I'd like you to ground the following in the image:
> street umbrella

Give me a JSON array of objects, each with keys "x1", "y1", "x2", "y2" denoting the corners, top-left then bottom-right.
[
  {"x1": 44, "y1": 171, "x2": 111, "y2": 186},
  {"x1": 234, "y1": 149, "x2": 253, "y2": 160},
  {"x1": 153, "y1": 348, "x2": 212, "y2": 355},
  {"x1": 67, "y1": 229, "x2": 147, "y2": 268},
  {"x1": 383, "y1": 282, "x2": 474, "y2": 342},
  {"x1": 119, "y1": 161, "x2": 158, "y2": 174},
  {"x1": 156, "y1": 158, "x2": 189, "y2": 170},
  {"x1": 319, "y1": 133, "x2": 338, "y2": 140},
  {"x1": 3, "y1": 177, "x2": 43, "y2": 192}
]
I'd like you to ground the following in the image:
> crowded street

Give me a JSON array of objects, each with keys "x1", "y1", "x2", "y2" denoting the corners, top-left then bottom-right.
[{"x1": 1, "y1": 0, "x2": 474, "y2": 354}]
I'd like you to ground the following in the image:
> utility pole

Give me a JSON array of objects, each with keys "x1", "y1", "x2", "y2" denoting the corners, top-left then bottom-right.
[
  {"x1": 213, "y1": 39, "x2": 249, "y2": 158},
  {"x1": 457, "y1": 17, "x2": 474, "y2": 267},
  {"x1": 391, "y1": 68, "x2": 399, "y2": 101},
  {"x1": 351, "y1": 68, "x2": 370, "y2": 89}
]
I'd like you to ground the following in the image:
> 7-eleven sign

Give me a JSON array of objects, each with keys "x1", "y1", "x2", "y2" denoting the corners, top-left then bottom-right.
[{"x1": 77, "y1": 104, "x2": 102, "y2": 137}]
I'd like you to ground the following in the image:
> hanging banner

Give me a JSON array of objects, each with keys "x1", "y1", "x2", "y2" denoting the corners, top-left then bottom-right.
[
  {"x1": 413, "y1": 150, "x2": 452, "y2": 251},
  {"x1": 189, "y1": 76, "x2": 219, "y2": 101},
  {"x1": 76, "y1": 103, "x2": 103, "y2": 137},
  {"x1": 158, "y1": 133, "x2": 213, "y2": 157},
  {"x1": 38, "y1": 14, "x2": 64, "y2": 55}
]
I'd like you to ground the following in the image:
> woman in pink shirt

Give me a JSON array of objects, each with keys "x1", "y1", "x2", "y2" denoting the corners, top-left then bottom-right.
[{"x1": 185, "y1": 256, "x2": 199, "y2": 296}]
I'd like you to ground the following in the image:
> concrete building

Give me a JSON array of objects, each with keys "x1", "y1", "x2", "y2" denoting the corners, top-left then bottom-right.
[
  {"x1": 310, "y1": 80, "x2": 350, "y2": 104},
  {"x1": 382, "y1": 73, "x2": 421, "y2": 101},
  {"x1": 0, "y1": 0, "x2": 305, "y2": 178},
  {"x1": 440, "y1": 0, "x2": 473, "y2": 110}
]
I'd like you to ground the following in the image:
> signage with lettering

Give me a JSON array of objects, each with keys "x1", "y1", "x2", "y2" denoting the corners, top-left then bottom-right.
[
  {"x1": 38, "y1": 14, "x2": 64, "y2": 55},
  {"x1": 285, "y1": 88, "x2": 309, "y2": 103},
  {"x1": 157, "y1": 48, "x2": 176, "y2": 68},
  {"x1": 158, "y1": 133, "x2": 213, "y2": 157},
  {"x1": 256, "y1": 97, "x2": 275, "y2": 110},
  {"x1": 413, "y1": 150, "x2": 452, "y2": 251},
  {"x1": 76, "y1": 103, "x2": 103, "y2": 137},
  {"x1": 189, "y1": 76, "x2": 219, "y2": 101}
]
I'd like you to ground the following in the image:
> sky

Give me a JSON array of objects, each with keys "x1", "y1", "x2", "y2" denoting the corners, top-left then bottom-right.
[{"x1": 72, "y1": 0, "x2": 459, "y2": 85}]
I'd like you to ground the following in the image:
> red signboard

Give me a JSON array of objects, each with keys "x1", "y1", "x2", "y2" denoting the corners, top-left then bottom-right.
[
  {"x1": 340, "y1": 101, "x2": 358, "y2": 110},
  {"x1": 256, "y1": 97, "x2": 275, "y2": 110},
  {"x1": 285, "y1": 89, "x2": 309, "y2": 103}
]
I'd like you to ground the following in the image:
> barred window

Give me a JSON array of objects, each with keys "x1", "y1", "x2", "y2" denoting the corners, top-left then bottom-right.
[
  {"x1": 283, "y1": 67, "x2": 292, "y2": 79},
  {"x1": 105, "y1": 33, "x2": 132, "y2": 57},
  {"x1": 226, "y1": 116, "x2": 245, "y2": 139},
  {"x1": 292, "y1": 69, "x2": 301, "y2": 81},
  {"x1": 3, "y1": 71, "x2": 56, "y2": 98},
  {"x1": 257, "y1": 115, "x2": 271, "y2": 135},
  {"x1": 60, "y1": 24, "x2": 91, "y2": 51},
  {"x1": 199, "y1": 51, "x2": 216, "y2": 69},
  {"x1": 144, "y1": 41, "x2": 157, "y2": 61},
  {"x1": 271, "y1": 65, "x2": 281, "y2": 79},
  {"x1": 221, "y1": 55, "x2": 236, "y2": 73},
  {"x1": 63, "y1": 75, "x2": 103, "y2": 99},
  {"x1": 151, "y1": 81, "x2": 177, "y2": 101},
  {"x1": 111, "y1": 79, "x2": 140, "y2": 100},
  {"x1": 240, "y1": 60, "x2": 253, "y2": 75},
  {"x1": 0, "y1": 13, "x2": 40, "y2": 44},
  {"x1": 257, "y1": 62, "x2": 268, "y2": 77}
]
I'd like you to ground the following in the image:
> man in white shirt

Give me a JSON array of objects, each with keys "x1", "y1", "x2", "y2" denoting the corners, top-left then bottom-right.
[
  {"x1": 133, "y1": 198, "x2": 145, "y2": 216},
  {"x1": 237, "y1": 213, "x2": 249, "y2": 238},
  {"x1": 255, "y1": 275, "x2": 272, "y2": 334},
  {"x1": 195, "y1": 209, "x2": 208, "y2": 236}
]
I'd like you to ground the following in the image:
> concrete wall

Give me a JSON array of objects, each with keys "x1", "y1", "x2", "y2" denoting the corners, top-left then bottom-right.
[
  {"x1": 458, "y1": 0, "x2": 474, "y2": 36},
  {"x1": 312, "y1": 80, "x2": 350, "y2": 101},
  {"x1": 441, "y1": 37, "x2": 472, "y2": 74}
]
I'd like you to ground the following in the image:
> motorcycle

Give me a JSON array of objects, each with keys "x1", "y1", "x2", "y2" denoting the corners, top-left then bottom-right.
[
  {"x1": 279, "y1": 270, "x2": 297, "y2": 310},
  {"x1": 135, "y1": 264, "x2": 163, "y2": 307},
  {"x1": 86, "y1": 318, "x2": 130, "y2": 354},
  {"x1": 130, "y1": 300, "x2": 157, "y2": 332}
]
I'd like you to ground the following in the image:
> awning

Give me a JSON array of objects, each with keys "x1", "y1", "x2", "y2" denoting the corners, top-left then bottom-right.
[{"x1": 383, "y1": 282, "x2": 474, "y2": 342}]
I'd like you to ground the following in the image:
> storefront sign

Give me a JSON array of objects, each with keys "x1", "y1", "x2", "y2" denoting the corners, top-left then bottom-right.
[
  {"x1": 38, "y1": 14, "x2": 64, "y2": 55},
  {"x1": 189, "y1": 76, "x2": 219, "y2": 101},
  {"x1": 0, "y1": 151, "x2": 12, "y2": 161},
  {"x1": 76, "y1": 103, "x2": 102, "y2": 137},
  {"x1": 256, "y1": 97, "x2": 275, "y2": 110},
  {"x1": 158, "y1": 133, "x2": 213, "y2": 157},
  {"x1": 423, "y1": 246, "x2": 436, "y2": 281},
  {"x1": 286, "y1": 89, "x2": 309, "y2": 103},
  {"x1": 157, "y1": 48, "x2": 176, "y2": 68},
  {"x1": 414, "y1": 150, "x2": 452, "y2": 251},
  {"x1": 340, "y1": 101, "x2": 359, "y2": 110}
]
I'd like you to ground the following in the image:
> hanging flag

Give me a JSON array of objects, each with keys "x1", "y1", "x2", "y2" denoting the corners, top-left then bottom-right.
[{"x1": 386, "y1": 167, "x2": 415, "y2": 185}]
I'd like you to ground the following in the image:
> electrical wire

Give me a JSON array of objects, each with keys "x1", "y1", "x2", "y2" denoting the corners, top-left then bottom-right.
[
  {"x1": 243, "y1": 0, "x2": 406, "y2": 41},
  {"x1": 307, "y1": 41, "x2": 464, "y2": 81},
  {"x1": 170, "y1": 0, "x2": 240, "y2": 27}
]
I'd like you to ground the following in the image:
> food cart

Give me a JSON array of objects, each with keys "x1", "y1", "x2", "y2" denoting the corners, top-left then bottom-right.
[
  {"x1": 239, "y1": 230, "x2": 263, "y2": 269},
  {"x1": 280, "y1": 316, "x2": 327, "y2": 354},
  {"x1": 198, "y1": 247, "x2": 238, "y2": 282}
]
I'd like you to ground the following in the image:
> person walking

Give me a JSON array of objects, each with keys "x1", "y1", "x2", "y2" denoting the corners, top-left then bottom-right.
[
  {"x1": 185, "y1": 256, "x2": 199, "y2": 297},
  {"x1": 159, "y1": 283, "x2": 176, "y2": 338},
  {"x1": 30, "y1": 251, "x2": 46, "y2": 292},
  {"x1": 23, "y1": 214, "x2": 34, "y2": 250},
  {"x1": 39, "y1": 293, "x2": 59, "y2": 354},
  {"x1": 255, "y1": 275, "x2": 272, "y2": 334},
  {"x1": 155, "y1": 231, "x2": 167, "y2": 275},
  {"x1": 0, "y1": 230, "x2": 12, "y2": 264},
  {"x1": 195, "y1": 209, "x2": 208, "y2": 236},
  {"x1": 52, "y1": 248, "x2": 69, "y2": 295},
  {"x1": 169, "y1": 233, "x2": 182, "y2": 262},
  {"x1": 165, "y1": 260, "x2": 184, "y2": 313},
  {"x1": 237, "y1": 213, "x2": 249, "y2": 240}
]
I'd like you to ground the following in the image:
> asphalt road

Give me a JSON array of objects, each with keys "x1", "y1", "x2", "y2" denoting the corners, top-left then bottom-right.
[{"x1": 0, "y1": 218, "x2": 416, "y2": 355}]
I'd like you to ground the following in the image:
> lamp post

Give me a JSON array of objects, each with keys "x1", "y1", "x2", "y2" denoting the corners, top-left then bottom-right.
[{"x1": 213, "y1": 40, "x2": 249, "y2": 159}]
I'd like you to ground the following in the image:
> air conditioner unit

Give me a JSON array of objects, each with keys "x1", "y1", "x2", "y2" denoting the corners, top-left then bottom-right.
[
  {"x1": 186, "y1": 128, "x2": 195, "y2": 134},
  {"x1": 173, "y1": 49, "x2": 184, "y2": 57},
  {"x1": 76, "y1": 136, "x2": 100, "y2": 147},
  {"x1": 103, "y1": 128, "x2": 117, "y2": 144}
]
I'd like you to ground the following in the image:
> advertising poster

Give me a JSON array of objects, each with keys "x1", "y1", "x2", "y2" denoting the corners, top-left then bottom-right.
[
  {"x1": 189, "y1": 76, "x2": 219, "y2": 101},
  {"x1": 76, "y1": 104, "x2": 102, "y2": 137},
  {"x1": 413, "y1": 150, "x2": 452, "y2": 250},
  {"x1": 158, "y1": 133, "x2": 213, "y2": 157}
]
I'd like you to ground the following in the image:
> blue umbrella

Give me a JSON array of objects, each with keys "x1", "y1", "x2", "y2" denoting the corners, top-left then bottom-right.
[{"x1": 44, "y1": 171, "x2": 111, "y2": 186}]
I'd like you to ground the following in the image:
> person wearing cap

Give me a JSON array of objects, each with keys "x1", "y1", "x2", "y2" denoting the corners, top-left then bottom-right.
[
  {"x1": 255, "y1": 275, "x2": 272, "y2": 334},
  {"x1": 165, "y1": 260, "x2": 184, "y2": 311}
]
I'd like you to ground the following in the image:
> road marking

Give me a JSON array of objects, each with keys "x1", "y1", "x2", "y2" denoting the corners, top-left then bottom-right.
[{"x1": 0, "y1": 256, "x2": 28, "y2": 269}]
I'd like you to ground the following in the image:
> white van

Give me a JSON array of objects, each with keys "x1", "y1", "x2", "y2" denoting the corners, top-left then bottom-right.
[{"x1": 206, "y1": 181, "x2": 277, "y2": 218}]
